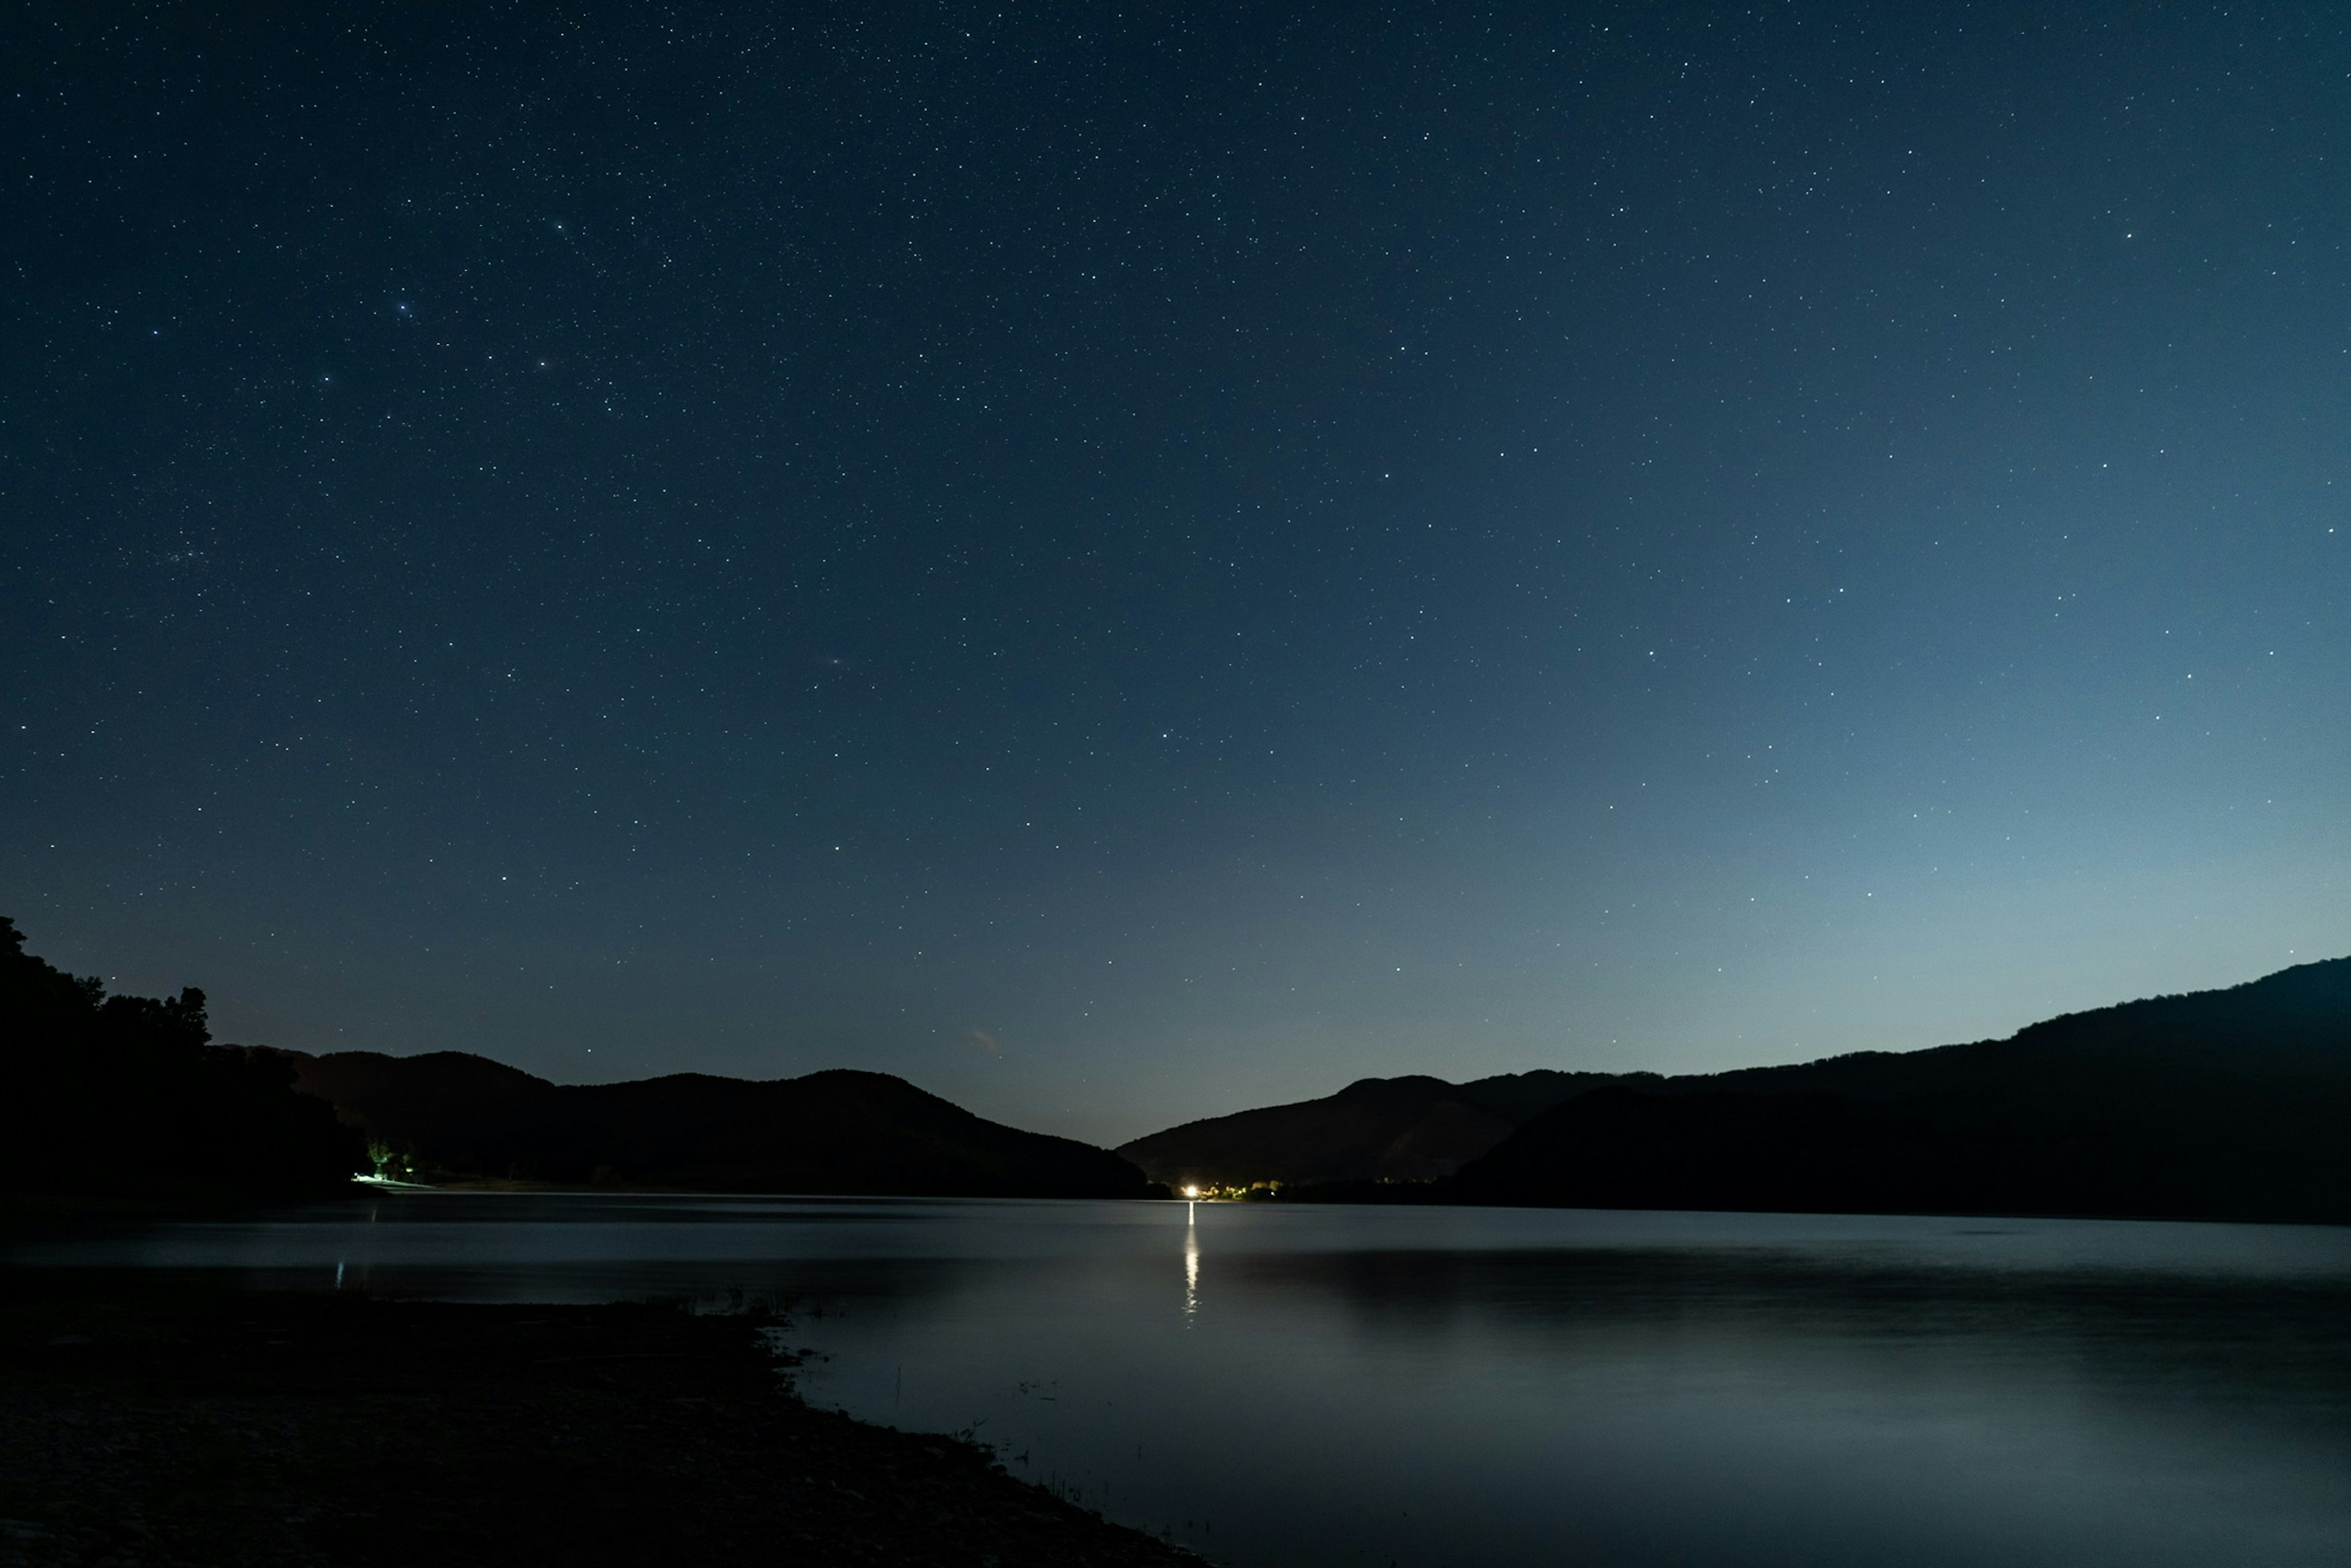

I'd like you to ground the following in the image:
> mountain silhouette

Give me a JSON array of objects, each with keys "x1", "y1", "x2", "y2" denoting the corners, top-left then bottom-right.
[
  {"x1": 1116, "y1": 1070, "x2": 1610, "y2": 1187},
  {"x1": 292, "y1": 1050, "x2": 1161, "y2": 1198},
  {"x1": 1448, "y1": 956, "x2": 2351, "y2": 1221}
]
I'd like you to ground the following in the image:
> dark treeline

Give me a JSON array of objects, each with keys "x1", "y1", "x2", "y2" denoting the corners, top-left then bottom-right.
[{"x1": 0, "y1": 917, "x2": 362, "y2": 1200}]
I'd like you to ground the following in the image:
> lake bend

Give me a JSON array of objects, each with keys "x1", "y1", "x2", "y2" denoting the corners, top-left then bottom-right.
[{"x1": 14, "y1": 1195, "x2": 2351, "y2": 1568}]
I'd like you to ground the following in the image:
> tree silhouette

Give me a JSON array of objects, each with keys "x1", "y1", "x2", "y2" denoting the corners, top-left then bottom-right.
[{"x1": 1, "y1": 916, "x2": 362, "y2": 1199}]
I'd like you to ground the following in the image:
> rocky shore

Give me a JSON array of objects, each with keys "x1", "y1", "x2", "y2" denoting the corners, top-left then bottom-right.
[{"x1": 0, "y1": 1277, "x2": 1201, "y2": 1567}]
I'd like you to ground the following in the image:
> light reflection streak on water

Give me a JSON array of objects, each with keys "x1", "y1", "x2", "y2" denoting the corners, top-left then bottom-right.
[{"x1": 1183, "y1": 1204, "x2": 1199, "y2": 1324}]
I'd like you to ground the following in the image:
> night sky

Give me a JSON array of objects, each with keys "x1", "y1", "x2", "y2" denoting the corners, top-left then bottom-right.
[{"x1": 6, "y1": 2, "x2": 2346, "y2": 1144}]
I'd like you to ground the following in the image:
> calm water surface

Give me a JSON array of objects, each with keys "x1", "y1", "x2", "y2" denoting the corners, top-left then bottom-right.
[{"x1": 15, "y1": 1194, "x2": 2351, "y2": 1567}]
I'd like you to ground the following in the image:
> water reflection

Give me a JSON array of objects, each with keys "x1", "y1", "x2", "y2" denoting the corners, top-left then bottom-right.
[
  {"x1": 13, "y1": 1195, "x2": 2351, "y2": 1567},
  {"x1": 1184, "y1": 1205, "x2": 1199, "y2": 1324}
]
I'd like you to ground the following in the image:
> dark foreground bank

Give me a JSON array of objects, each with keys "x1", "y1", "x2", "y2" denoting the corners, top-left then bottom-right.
[{"x1": 0, "y1": 1278, "x2": 1198, "y2": 1568}]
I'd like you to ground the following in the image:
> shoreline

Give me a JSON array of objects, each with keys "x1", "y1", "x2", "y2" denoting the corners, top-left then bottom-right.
[{"x1": 0, "y1": 1274, "x2": 1202, "y2": 1567}]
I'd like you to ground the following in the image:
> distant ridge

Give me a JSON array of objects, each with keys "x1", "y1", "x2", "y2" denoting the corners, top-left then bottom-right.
[
  {"x1": 1447, "y1": 955, "x2": 2351, "y2": 1222},
  {"x1": 292, "y1": 1051, "x2": 1160, "y2": 1199},
  {"x1": 1115, "y1": 1070, "x2": 1611, "y2": 1188},
  {"x1": 1120, "y1": 956, "x2": 2351, "y2": 1223}
]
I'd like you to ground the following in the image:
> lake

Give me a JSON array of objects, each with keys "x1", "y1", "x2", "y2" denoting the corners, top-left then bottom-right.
[{"x1": 13, "y1": 1193, "x2": 2351, "y2": 1566}]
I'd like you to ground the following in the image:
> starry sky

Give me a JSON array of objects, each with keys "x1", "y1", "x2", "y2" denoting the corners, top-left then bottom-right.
[{"x1": 5, "y1": 1, "x2": 2347, "y2": 1144}]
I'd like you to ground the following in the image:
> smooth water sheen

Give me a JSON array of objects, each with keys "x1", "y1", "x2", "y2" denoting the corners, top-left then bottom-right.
[{"x1": 15, "y1": 1195, "x2": 2351, "y2": 1567}]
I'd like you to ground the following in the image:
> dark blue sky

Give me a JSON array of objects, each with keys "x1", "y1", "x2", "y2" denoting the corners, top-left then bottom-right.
[{"x1": 6, "y1": 1, "x2": 2346, "y2": 1143}]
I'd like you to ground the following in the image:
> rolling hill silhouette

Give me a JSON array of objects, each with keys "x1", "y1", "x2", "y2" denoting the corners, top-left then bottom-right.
[
  {"x1": 1116, "y1": 957, "x2": 2351, "y2": 1222},
  {"x1": 1445, "y1": 956, "x2": 2351, "y2": 1221},
  {"x1": 1116, "y1": 1070, "x2": 1610, "y2": 1187},
  {"x1": 291, "y1": 1050, "x2": 1160, "y2": 1198}
]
